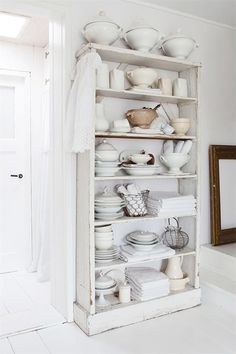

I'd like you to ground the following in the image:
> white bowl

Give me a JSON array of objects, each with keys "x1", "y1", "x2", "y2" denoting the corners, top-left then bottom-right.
[
  {"x1": 161, "y1": 35, "x2": 198, "y2": 59},
  {"x1": 95, "y1": 225, "x2": 112, "y2": 233},
  {"x1": 95, "y1": 205, "x2": 123, "y2": 213},
  {"x1": 126, "y1": 68, "x2": 157, "y2": 88},
  {"x1": 160, "y1": 153, "x2": 190, "y2": 174},
  {"x1": 95, "y1": 166, "x2": 120, "y2": 177},
  {"x1": 123, "y1": 27, "x2": 162, "y2": 52},
  {"x1": 129, "y1": 154, "x2": 152, "y2": 165},
  {"x1": 95, "y1": 239, "x2": 114, "y2": 250},
  {"x1": 169, "y1": 273, "x2": 189, "y2": 291},
  {"x1": 123, "y1": 166, "x2": 159, "y2": 176}
]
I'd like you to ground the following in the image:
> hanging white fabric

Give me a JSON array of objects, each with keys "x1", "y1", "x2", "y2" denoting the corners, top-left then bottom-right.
[{"x1": 65, "y1": 51, "x2": 102, "y2": 153}]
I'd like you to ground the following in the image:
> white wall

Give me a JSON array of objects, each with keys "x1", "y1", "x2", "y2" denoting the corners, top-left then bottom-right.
[
  {"x1": 134, "y1": 0, "x2": 236, "y2": 27},
  {"x1": 65, "y1": 0, "x2": 236, "y2": 245},
  {"x1": 0, "y1": 41, "x2": 46, "y2": 262}
]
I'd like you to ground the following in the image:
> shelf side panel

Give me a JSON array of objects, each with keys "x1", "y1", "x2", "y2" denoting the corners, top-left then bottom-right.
[{"x1": 76, "y1": 151, "x2": 95, "y2": 313}]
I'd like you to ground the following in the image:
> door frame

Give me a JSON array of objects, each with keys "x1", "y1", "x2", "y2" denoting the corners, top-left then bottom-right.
[{"x1": 0, "y1": 1, "x2": 76, "y2": 321}]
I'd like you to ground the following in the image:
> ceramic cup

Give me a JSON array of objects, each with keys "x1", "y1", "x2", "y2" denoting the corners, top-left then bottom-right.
[
  {"x1": 173, "y1": 78, "x2": 188, "y2": 97},
  {"x1": 158, "y1": 78, "x2": 172, "y2": 96},
  {"x1": 96, "y1": 63, "x2": 109, "y2": 89},
  {"x1": 110, "y1": 69, "x2": 125, "y2": 90}
]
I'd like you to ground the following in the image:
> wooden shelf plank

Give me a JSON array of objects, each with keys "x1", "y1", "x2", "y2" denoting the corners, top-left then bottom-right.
[
  {"x1": 96, "y1": 88, "x2": 197, "y2": 104},
  {"x1": 95, "y1": 248, "x2": 196, "y2": 271},
  {"x1": 95, "y1": 132, "x2": 196, "y2": 140},
  {"x1": 94, "y1": 213, "x2": 196, "y2": 226},
  {"x1": 95, "y1": 174, "x2": 197, "y2": 181},
  {"x1": 76, "y1": 43, "x2": 201, "y2": 72}
]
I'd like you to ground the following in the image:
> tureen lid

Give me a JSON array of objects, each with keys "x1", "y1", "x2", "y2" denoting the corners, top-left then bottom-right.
[
  {"x1": 95, "y1": 139, "x2": 117, "y2": 152},
  {"x1": 84, "y1": 11, "x2": 120, "y2": 29},
  {"x1": 162, "y1": 29, "x2": 196, "y2": 44},
  {"x1": 95, "y1": 272, "x2": 116, "y2": 289},
  {"x1": 95, "y1": 187, "x2": 123, "y2": 203}
]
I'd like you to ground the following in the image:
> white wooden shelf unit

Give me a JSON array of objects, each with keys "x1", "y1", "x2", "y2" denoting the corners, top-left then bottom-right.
[{"x1": 74, "y1": 43, "x2": 201, "y2": 335}]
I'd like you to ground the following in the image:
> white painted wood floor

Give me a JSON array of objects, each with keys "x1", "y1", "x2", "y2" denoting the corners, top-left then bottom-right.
[
  {"x1": 0, "y1": 271, "x2": 65, "y2": 338},
  {"x1": 1, "y1": 289, "x2": 236, "y2": 354}
]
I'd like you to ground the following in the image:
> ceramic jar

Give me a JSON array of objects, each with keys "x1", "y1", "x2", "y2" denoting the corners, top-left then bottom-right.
[
  {"x1": 157, "y1": 78, "x2": 172, "y2": 96},
  {"x1": 95, "y1": 103, "x2": 109, "y2": 132},
  {"x1": 96, "y1": 63, "x2": 109, "y2": 89},
  {"x1": 82, "y1": 11, "x2": 122, "y2": 45},
  {"x1": 119, "y1": 282, "x2": 131, "y2": 303},
  {"x1": 173, "y1": 78, "x2": 188, "y2": 97},
  {"x1": 110, "y1": 69, "x2": 125, "y2": 90}
]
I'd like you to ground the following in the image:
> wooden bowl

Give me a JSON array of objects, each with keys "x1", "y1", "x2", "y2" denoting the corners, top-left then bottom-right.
[{"x1": 126, "y1": 108, "x2": 157, "y2": 128}]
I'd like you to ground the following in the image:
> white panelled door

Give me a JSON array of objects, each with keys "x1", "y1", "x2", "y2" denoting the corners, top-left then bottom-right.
[{"x1": 0, "y1": 70, "x2": 31, "y2": 273}]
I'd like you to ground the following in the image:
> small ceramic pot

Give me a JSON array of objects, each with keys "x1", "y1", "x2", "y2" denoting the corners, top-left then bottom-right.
[{"x1": 126, "y1": 68, "x2": 157, "y2": 88}]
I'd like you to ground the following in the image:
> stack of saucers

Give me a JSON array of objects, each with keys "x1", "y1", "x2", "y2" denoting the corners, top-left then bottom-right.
[
  {"x1": 95, "y1": 161, "x2": 121, "y2": 177},
  {"x1": 95, "y1": 188, "x2": 125, "y2": 220},
  {"x1": 95, "y1": 245, "x2": 120, "y2": 264},
  {"x1": 125, "y1": 231, "x2": 160, "y2": 252}
]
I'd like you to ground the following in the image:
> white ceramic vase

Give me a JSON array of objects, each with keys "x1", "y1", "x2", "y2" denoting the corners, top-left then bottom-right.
[{"x1": 95, "y1": 103, "x2": 109, "y2": 132}]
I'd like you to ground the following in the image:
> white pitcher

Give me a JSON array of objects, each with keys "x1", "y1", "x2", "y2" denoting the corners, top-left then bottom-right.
[
  {"x1": 96, "y1": 63, "x2": 109, "y2": 89},
  {"x1": 95, "y1": 103, "x2": 109, "y2": 132},
  {"x1": 165, "y1": 256, "x2": 183, "y2": 279}
]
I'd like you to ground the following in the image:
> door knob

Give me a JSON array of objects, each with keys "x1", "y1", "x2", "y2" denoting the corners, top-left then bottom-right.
[{"x1": 10, "y1": 174, "x2": 23, "y2": 179}]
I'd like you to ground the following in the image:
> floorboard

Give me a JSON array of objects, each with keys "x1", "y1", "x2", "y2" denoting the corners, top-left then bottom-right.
[{"x1": 9, "y1": 331, "x2": 50, "y2": 354}]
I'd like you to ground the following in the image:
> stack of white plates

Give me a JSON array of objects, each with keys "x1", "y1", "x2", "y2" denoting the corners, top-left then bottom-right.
[
  {"x1": 125, "y1": 231, "x2": 160, "y2": 251},
  {"x1": 95, "y1": 190, "x2": 125, "y2": 220},
  {"x1": 95, "y1": 246, "x2": 120, "y2": 263},
  {"x1": 95, "y1": 161, "x2": 121, "y2": 177},
  {"x1": 122, "y1": 164, "x2": 160, "y2": 176}
]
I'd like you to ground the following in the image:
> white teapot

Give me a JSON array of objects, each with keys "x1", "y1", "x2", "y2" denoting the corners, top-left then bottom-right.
[{"x1": 165, "y1": 256, "x2": 183, "y2": 279}]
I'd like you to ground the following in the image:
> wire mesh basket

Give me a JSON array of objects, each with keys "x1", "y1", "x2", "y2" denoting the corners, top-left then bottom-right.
[
  {"x1": 119, "y1": 190, "x2": 149, "y2": 217},
  {"x1": 162, "y1": 218, "x2": 189, "y2": 249}
]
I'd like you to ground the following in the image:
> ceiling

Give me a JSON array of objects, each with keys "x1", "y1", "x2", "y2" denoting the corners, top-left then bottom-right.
[
  {"x1": 137, "y1": 0, "x2": 236, "y2": 27},
  {"x1": 0, "y1": 14, "x2": 49, "y2": 47}
]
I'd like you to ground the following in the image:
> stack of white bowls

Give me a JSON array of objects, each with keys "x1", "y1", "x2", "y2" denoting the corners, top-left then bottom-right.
[
  {"x1": 95, "y1": 188, "x2": 125, "y2": 220},
  {"x1": 95, "y1": 140, "x2": 120, "y2": 177},
  {"x1": 95, "y1": 225, "x2": 114, "y2": 250}
]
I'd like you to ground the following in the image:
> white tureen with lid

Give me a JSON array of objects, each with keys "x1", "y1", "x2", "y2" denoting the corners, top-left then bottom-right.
[
  {"x1": 95, "y1": 139, "x2": 119, "y2": 162},
  {"x1": 82, "y1": 11, "x2": 121, "y2": 45}
]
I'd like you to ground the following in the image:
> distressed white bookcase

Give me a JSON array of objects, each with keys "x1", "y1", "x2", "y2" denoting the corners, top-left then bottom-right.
[{"x1": 74, "y1": 43, "x2": 201, "y2": 335}]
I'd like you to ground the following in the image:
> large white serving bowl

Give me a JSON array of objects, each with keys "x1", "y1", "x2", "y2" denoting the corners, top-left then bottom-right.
[
  {"x1": 161, "y1": 35, "x2": 198, "y2": 59},
  {"x1": 123, "y1": 27, "x2": 162, "y2": 52},
  {"x1": 160, "y1": 153, "x2": 190, "y2": 174},
  {"x1": 126, "y1": 68, "x2": 157, "y2": 88}
]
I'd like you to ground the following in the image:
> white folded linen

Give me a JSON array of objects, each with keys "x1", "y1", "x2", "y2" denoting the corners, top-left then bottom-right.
[
  {"x1": 131, "y1": 287, "x2": 169, "y2": 301},
  {"x1": 128, "y1": 279, "x2": 169, "y2": 298},
  {"x1": 126, "y1": 267, "x2": 169, "y2": 289},
  {"x1": 131, "y1": 127, "x2": 163, "y2": 134},
  {"x1": 120, "y1": 244, "x2": 175, "y2": 262}
]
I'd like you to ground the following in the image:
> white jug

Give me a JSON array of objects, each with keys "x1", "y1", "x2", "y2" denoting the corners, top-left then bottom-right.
[
  {"x1": 173, "y1": 78, "x2": 188, "y2": 97},
  {"x1": 96, "y1": 63, "x2": 109, "y2": 89},
  {"x1": 95, "y1": 103, "x2": 109, "y2": 132},
  {"x1": 165, "y1": 256, "x2": 183, "y2": 279},
  {"x1": 110, "y1": 69, "x2": 124, "y2": 90}
]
